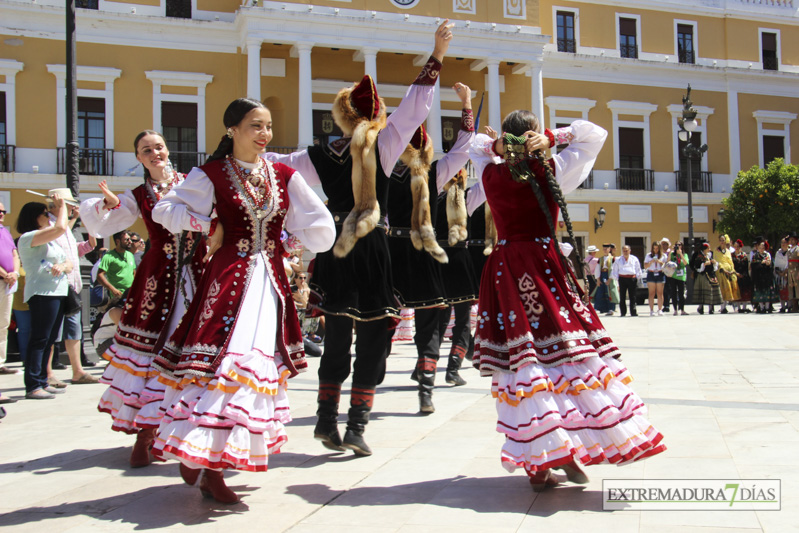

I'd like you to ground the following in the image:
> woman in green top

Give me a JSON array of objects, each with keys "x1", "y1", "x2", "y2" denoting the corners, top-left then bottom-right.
[
  {"x1": 669, "y1": 242, "x2": 690, "y2": 315},
  {"x1": 16, "y1": 194, "x2": 73, "y2": 399}
]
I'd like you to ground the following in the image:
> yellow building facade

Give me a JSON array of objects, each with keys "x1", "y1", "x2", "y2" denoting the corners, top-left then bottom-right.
[{"x1": 1, "y1": 0, "x2": 798, "y2": 259}]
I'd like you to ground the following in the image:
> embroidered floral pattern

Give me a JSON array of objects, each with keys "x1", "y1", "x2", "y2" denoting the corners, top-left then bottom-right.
[
  {"x1": 553, "y1": 128, "x2": 575, "y2": 146},
  {"x1": 198, "y1": 280, "x2": 221, "y2": 330},
  {"x1": 517, "y1": 273, "x2": 544, "y2": 329},
  {"x1": 461, "y1": 108, "x2": 474, "y2": 132},
  {"x1": 414, "y1": 57, "x2": 442, "y2": 85},
  {"x1": 139, "y1": 276, "x2": 158, "y2": 320},
  {"x1": 236, "y1": 238, "x2": 251, "y2": 258}
]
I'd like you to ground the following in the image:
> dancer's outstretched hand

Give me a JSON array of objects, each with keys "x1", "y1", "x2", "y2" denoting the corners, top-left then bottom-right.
[
  {"x1": 454, "y1": 83, "x2": 472, "y2": 109},
  {"x1": 433, "y1": 19, "x2": 454, "y2": 62},
  {"x1": 484, "y1": 126, "x2": 498, "y2": 140},
  {"x1": 98, "y1": 180, "x2": 120, "y2": 210}
]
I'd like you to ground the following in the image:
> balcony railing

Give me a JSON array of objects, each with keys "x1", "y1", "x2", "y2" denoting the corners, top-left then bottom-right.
[
  {"x1": 57, "y1": 148, "x2": 114, "y2": 176},
  {"x1": 557, "y1": 38, "x2": 576, "y2": 53},
  {"x1": 674, "y1": 170, "x2": 713, "y2": 193},
  {"x1": 615, "y1": 168, "x2": 654, "y2": 191},
  {"x1": 577, "y1": 170, "x2": 593, "y2": 189},
  {"x1": 763, "y1": 54, "x2": 779, "y2": 71},
  {"x1": 620, "y1": 44, "x2": 638, "y2": 59},
  {"x1": 0, "y1": 145, "x2": 15, "y2": 172},
  {"x1": 678, "y1": 49, "x2": 695, "y2": 64},
  {"x1": 268, "y1": 146, "x2": 298, "y2": 154},
  {"x1": 169, "y1": 151, "x2": 206, "y2": 175}
]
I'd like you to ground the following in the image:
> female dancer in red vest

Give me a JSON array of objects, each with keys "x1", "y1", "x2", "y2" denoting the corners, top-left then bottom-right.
[
  {"x1": 469, "y1": 111, "x2": 666, "y2": 490},
  {"x1": 151, "y1": 98, "x2": 335, "y2": 503},
  {"x1": 81, "y1": 131, "x2": 206, "y2": 468}
]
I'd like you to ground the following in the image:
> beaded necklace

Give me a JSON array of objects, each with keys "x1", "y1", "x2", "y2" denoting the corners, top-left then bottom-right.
[{"x1": 228, "y1": 155, "x2": 272, "y2": 216}]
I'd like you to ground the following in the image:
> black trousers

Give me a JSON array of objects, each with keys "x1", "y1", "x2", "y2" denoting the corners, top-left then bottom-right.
[
  {"x1": 319, "y1": 314, "x2": 391, "y2": 388},
  {"x1": 663, "y1": 276, "x2": 673, "y2": 309},
  {"x1": 670, "y1": 278, "x2": 686, "y2": 311},
  {"x1": 414, "y1": 307, "x2": 449, "y2": 361},
  {"x1": 618, "y1": 277, "x2": 638, "y2": 316},
  {"x1": 449, "y1": 302, "x2": 472, "y2": 351}
]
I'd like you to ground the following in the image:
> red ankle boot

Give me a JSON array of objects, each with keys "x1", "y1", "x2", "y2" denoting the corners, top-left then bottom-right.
[
  {"x1": 180, "y1": 463, "x2": 201, "y2": 486},
  {"x1": 199, "y1": 469, "x2": 240, "y2": 504},
  {"x1": 129, "y1": 428, "x2": 156, "y2": 468},
  {"x1": 556, "y1": 460, "x2": 589, "y2": 484},
  {"x1": 528, "y1": 469, "x2": 561, "y2": 492}
]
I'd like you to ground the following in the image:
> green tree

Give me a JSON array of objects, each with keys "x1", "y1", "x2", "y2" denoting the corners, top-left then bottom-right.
[{"x1": 719, "y1": 158, "x2": 799, "y2": 246}]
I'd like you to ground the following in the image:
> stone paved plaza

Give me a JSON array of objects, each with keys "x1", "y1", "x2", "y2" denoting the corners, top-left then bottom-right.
[{"x1": 1, "y1": 312, "x2": 798, "y2": 532}]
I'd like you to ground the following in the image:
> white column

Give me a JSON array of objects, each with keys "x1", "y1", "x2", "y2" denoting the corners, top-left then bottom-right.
[
  {"x1": 296, "y1": 42, "x2": 314, "y2": 148},
  {"x1": 487, "y1": 59, "x2": 502, "y2": 134},
  {"x1": 246, "y1": 38, "x2": 262, "y2": 102},
  {"x1": 363, "y1": 47, "x2": 378, "y2": 82},
  {"x1": 727, "y1": 87, "x2": 740, "y2": 177},
  {"x1": 530, "y1": 62, "x2": 544, "y2": 126},
  {"x1": 55, "y1": 80, "x2": 66, "y2": 148},
  {"x1": 427, "y1": 78, "x2": 443, "y2": 155}
]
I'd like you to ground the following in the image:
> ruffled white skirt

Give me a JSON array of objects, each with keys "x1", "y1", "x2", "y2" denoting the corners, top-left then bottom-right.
[
  {"x1": 153, "y1": 256, "x2": 290, "y2": 472},
  {"x1": 493, "y1": 356, "x2": 665, "y2": 475},
  {"x1": 97, "y1": 269, "x2": 192, "y2": 433}
]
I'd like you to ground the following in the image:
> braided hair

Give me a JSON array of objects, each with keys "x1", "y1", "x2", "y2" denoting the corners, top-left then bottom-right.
[
  {"x1": 501, "y1": 110, "x2": 584, "y2": 295},
  {"x1": 207, "y1": 98, "x2": 268, "y2": 163}
]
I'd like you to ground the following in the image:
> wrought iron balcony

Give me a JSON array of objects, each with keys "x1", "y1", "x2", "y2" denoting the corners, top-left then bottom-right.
[
  {"x1": 57, "y1": 148, "x2": 114, "y2": 176},
  {"x1": 557, "y1": 38, "x2": 576, "y2": 53},
  {"x1": 169, "y1": 151, "x2": 207, "y2": 175},
  {"x1": 268, "y1": 146, "x2": 299, "y2": 154},
  {"x1": 763, "y1": 54, "x2": 779, "y2": 71},
  {"x1": 0, "y1": 145, "x2": 15, "y2": 173},
  {"x1": 577, "y1": 170, "x2": 593, "y2": 189},
  {"x1": 674, "y1": 170, "x2": 713, "y2": 193},
  {"x1": 620, "y1": 44, "x2": 638, "y2": 59},
  {"x1": 615, "y1": 168, "x2": 654, "y2": 191}
]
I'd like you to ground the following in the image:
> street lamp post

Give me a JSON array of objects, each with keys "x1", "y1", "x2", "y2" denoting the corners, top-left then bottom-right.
[
  {"x1": 66, "y1": 0, "x2": 79, "y2": 198},
  {"x1": 677, "y1": 84, "x2": 708, "y2": 304}
]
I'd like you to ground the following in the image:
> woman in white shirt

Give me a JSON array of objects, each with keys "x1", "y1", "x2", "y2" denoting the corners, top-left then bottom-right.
[{"x1": 644, "y1": 242, "x2": 667, "y2": 316}]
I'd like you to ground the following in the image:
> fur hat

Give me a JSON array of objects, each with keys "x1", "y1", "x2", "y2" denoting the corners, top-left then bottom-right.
[
  {"x1": 331, "y1": 75, "x2": 386, "y2": 136},
  {"x1": 330, "y1": 75, "x2": 388, "y2": 258}
]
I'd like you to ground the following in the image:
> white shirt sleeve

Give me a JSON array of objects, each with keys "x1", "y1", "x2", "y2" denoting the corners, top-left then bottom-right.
[
  {"x1": 284, "y1": 172, "x2": 336, "y2": 254},
  {"x1": 80, "y1": 190, "x2": 140, "y2": 239},
  {"x1": 465, "y1": 182, "x2": 486, "y2": 216},
  {"x1": 435, "y1": 128, "x2": 475, "y2": 194},
  {"x1": 552, "y1": 120, "x2": 608, "y2": 195},
  {"x1": 469, "y1": 133, "x2": 502, "y2": 186},
  {"x1": 264, "y1": 150, "x2": 321, "y2": 188},
  {"x1": 377, "y1": 83, "x2": 437, "y2": 174},
  {"x1": 152, "y1": 167, "x2": 215, "y2": 234}
]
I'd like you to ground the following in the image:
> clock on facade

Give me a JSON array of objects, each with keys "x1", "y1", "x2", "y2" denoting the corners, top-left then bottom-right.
[{"x1": 390, "y1": 0, "x2": 420, "y2": 8}]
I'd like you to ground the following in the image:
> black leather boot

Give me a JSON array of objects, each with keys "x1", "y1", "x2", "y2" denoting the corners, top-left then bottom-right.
[
  {"x1": 445, "y1": 344, "x2": 467, "y2": 386},
  {"x1": 417, "y1": 357, "x2": 436, "y2": 414},
  {"x1": 313, "y1": 381, "x2": 345, "y2": 452},
  {"x1": 342, "y1": 384, "x2": 374, "y2": 456}
]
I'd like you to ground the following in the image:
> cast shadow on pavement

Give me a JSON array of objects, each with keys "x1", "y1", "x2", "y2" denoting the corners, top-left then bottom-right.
[
  {"x1": 0, "y1": 447, "x2": 176, "y2": 478},
  {"x1": 0, "y1": 484, "x2": 250, "y2": 530},
  {"x1": 286, "y1": 476, "x2": 602, "y2": 515}
]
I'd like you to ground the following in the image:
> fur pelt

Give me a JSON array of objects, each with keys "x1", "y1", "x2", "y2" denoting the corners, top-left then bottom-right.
[
  {"x1": 484, "y1": 203, "x2": 498, "y2": 256},
  {"x1": 399, "y1": 139, "x2": 447, "y2": 264},
  {"x1": 330, "y1": 84, "x2": 388, "y2": 258},
  {"x1": 443, "y1": 170, "x2": 468, "y2": 246}
]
